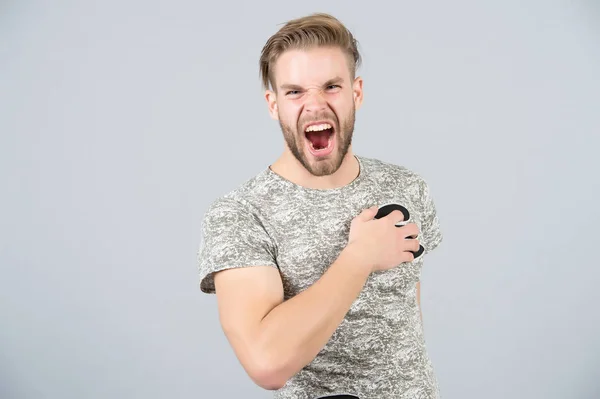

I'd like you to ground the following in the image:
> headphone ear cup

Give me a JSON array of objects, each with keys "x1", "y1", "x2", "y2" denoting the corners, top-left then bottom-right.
[
  {"x1": 375, "y1": 203, "x2": 424, "y2": 259},
  {"x1": 413, "y1": 244, "x2": 425, "y2": 259},
  {"x1": 374, "y1": 204, "x2": 409, "y2": 221}
]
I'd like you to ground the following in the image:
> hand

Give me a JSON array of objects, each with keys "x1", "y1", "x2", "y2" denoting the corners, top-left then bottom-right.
[{"x1": 347, "y1": 206, "x2": 421, "y2": 273}]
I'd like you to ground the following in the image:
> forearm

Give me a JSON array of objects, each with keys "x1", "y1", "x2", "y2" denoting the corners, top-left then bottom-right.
[{"x1": 256, "y1": 243, "x2": 371, "y2": 384}]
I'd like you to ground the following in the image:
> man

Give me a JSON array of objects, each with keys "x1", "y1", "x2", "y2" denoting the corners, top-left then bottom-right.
[{"x1": 197, "y1": 13, "x2": 443, "y2": 399}]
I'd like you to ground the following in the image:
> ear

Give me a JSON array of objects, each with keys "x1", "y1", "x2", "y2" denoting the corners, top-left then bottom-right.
[
  {"x1": 352, "y1": 76, "x2": 364, "y2": 110},
  {"x1": 265, "y1": 89, "x2": 279, "y2": 120}
]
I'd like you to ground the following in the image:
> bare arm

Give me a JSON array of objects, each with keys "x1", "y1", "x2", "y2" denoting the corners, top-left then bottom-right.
[{"x1": 214, "y1": 243, "x2": 371, "y2": 390}]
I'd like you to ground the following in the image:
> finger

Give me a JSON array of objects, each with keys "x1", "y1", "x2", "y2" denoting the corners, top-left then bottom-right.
[
  {"x1": 357, "y1": 205, "x2": 379, "y2": 221},
  {"x1": 386, "y1": 210, "x2": 406, "y2": 224},
  {"x1": 401, "y1": 251, "x2": 415, "y2": 263},
  {"x1": 402, "y1": 237, "x2": 420, "y2": 251},
  {"x1": 400, "y1": 223, "x2": 419, "y2": 238},
  {"x1": 411, "y1": 238, "x2": 421, "y2": 251}
]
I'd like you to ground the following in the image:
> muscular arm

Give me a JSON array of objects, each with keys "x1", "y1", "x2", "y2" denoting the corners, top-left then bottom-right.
[{"x1": 213, "y1": 243, "x2": 371, "y2": 390}]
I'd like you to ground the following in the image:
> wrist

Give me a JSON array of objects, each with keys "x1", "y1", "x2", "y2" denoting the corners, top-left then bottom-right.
[{"x1": 342, "y1": 241, "x2": 374, "y2": 275}]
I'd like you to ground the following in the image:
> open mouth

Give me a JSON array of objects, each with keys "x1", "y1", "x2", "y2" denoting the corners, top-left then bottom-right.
[{"x1": 304, "y1": 122, "x2": 335, "y2": 156}]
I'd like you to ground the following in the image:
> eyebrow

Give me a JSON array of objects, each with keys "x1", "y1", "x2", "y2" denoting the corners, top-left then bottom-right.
[{"x1": 279, "y1": 76, "x2": 345, "y2": 91}]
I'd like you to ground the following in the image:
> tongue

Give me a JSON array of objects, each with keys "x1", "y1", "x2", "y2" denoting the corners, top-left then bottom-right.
[{"x1": 306, "y1": 130, "x2": 330, "y2": 149}]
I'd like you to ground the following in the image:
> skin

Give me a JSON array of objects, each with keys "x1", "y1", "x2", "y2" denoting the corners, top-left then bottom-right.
[{"x1": 213, "y1": 45, "x2": 423, "y2": 390}]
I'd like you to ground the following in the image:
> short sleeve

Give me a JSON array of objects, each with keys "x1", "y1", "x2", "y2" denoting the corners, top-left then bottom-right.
[
  {"x1": 418, "y1": 178, "x2": 443, "y2": 256},
  {"x1": 196, "y1": 197, "x2": 278, "y2": 294}
]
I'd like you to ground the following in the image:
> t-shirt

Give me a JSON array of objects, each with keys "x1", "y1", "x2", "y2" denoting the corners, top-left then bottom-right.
[{"x1": 196, "y1": 155, "x2": 444, "y2": 399}]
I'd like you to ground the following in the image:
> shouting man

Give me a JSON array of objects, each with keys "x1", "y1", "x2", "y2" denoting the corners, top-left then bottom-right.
[{"x1": 197, "y1": 13, "x2": 444, "y2": 399}]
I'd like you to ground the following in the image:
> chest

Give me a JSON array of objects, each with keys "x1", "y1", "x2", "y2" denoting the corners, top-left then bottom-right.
[{"x1": 266, "y1": 190, "x2": 425, "y2": 300}]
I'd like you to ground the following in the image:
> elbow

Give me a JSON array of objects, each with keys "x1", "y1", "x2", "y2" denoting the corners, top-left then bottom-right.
[
  {"x1": 247, "y1": 356, "x2": 288, "y2": 390},
  {"x1": 251, "y1": 373, "x2": 286, "y2": 391},
  {"x1": 223, "y1": 328, "x2": 291, "y2": 390}
]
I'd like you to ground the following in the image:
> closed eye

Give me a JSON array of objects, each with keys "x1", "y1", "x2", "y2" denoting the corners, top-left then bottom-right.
[{"x1": 284, "y1": 84, "x2": 340, "y2": 97}]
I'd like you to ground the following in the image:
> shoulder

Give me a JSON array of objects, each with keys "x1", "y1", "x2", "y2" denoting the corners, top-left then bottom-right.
[
  {"x1": 203, "y1": 169, "x2": 272, "y2": 220},
  {"x1": 359, "y1": 155, "x2": 429, "y2": 189}
]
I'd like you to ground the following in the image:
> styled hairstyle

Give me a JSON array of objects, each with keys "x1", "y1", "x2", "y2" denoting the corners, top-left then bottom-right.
[{"x1": 259, "y1": 13, "x2": 361, "y2": 91}]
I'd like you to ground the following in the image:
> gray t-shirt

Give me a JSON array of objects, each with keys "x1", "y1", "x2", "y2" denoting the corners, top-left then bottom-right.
[{"x1": 197, "y1": 155, "x2": 443, "y2": 399}]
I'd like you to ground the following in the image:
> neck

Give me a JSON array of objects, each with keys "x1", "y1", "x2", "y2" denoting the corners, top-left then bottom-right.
[{"x1": 269, "y1": 148, "x2": 360, "y2": 190}]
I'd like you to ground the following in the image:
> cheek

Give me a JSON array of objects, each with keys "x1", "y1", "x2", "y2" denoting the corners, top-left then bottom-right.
[
  {"x1": 280, "y1": 106, "x2": 301, "y2": 125},
  {"x1": 329, "y1": 96, "x2": 352, "y2": 115}
]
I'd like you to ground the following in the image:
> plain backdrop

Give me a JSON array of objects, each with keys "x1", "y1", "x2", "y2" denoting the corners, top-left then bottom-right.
[{"x1": 1, "y1": 1, "x2": 599, "y2": 398}]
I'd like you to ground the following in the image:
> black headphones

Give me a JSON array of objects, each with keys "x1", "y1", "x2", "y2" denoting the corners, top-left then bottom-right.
[{"x1": 374, "y1": 203, "x2": 425, "y2": 259}]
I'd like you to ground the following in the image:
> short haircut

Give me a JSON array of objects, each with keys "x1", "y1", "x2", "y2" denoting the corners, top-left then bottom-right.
[{"x1": 259, "y1": 13, "x2": 361, "y2": 91}]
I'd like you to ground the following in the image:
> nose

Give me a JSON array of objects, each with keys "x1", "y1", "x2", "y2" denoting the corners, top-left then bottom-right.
[{"x1": 303, "y1": 88, "x2": 327, "y2": 113}]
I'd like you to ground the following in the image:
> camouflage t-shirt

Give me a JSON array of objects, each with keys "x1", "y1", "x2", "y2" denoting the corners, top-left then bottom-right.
[{"x1": 197, "y1": 155, "x2": 443, "y2": 399}]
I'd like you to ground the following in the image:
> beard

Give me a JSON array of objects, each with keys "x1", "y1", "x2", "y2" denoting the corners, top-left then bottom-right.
[{"x1": 278, "y1": 106, "x2": 355, "y2": 177}]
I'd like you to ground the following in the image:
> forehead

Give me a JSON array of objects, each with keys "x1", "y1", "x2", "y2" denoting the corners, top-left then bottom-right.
[{"x1": 273, "y1": 46, "x2": 352, "y2": 86}]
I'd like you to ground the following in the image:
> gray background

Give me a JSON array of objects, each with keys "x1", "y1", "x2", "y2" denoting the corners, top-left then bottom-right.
[{"x1": 1, "y1": 1, "x2": 599, "y2": 398}]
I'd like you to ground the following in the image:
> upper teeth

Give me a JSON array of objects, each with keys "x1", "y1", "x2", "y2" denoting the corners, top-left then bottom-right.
[{"x1": 305, "y1": 123, "x2": 332, "y2": 132}]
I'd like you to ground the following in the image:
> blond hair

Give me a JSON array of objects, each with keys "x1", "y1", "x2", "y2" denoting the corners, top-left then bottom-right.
[{"x1": 259, "y1": 13, "x2": 361, "y2": 91}]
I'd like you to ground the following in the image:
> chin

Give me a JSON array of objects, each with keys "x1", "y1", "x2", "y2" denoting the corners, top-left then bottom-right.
[{"x1": 304, "y1": 152, "x2": 343, "y2": 177}]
